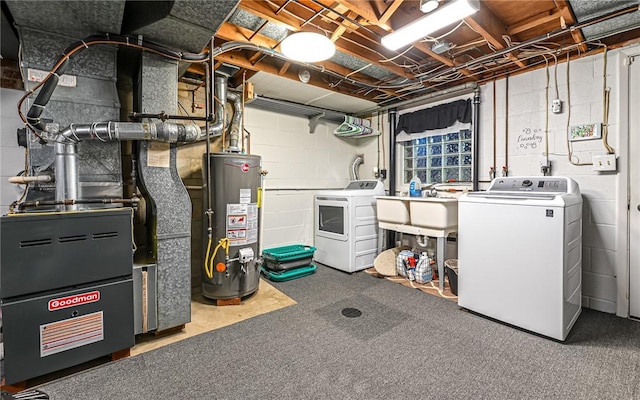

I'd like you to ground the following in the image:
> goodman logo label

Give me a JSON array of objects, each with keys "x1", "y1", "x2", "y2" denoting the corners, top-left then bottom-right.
[{"x1": 48, "y1": 291, "x2": 100, "y2": 311}]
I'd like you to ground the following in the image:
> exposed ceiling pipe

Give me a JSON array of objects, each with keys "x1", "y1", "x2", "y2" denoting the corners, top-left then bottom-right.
[
  {"x1": 360, "y1": 82, "x2": 478, "y2": 115},
  {"x1": 414, "y1": 4, "x2": 640, "y2": 81}
]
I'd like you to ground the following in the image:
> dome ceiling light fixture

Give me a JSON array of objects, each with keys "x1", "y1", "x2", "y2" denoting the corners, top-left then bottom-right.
[
  {"x1": 420, "y1": 0, "x2": 440, "y2": 13},
  {"x1": 382, "y1": 0, "x2": 480, "y2": 51},
  {"x1": 280, "y1": 32, "x2": 336, "y2": 63}
]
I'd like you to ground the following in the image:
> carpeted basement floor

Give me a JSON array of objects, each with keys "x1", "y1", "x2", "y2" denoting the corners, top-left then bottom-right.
[{"x1": 33, "y1": 265, "x2": 640, "y2": 399}]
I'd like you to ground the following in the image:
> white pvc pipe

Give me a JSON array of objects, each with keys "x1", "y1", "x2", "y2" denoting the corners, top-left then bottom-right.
[
  {"x1": 416, "y1": 235, "x2": 429, "y2": 247},
  {"x1": 8, "y1": 175, "x2": 52, "y2": 184}
]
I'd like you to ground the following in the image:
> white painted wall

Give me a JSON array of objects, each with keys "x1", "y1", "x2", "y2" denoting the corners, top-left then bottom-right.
[
  {"x1": 0, "y1": 88, "x2": 26, "y2": 213},
  {"x1": 244, "y1": 107, "x2": 385, "y2": 249},
  {"x1": 473, "y1": 44, "x2": 640, "y2": 315}
]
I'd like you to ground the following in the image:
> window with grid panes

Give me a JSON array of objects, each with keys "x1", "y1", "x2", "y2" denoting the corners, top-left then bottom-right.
[{"x1": 402, "y1": 129, "x2": 472, "y2": 184}]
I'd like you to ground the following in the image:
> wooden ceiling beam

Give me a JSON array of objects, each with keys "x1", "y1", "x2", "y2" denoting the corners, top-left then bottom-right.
[
  {"x1": 464, "y1": 5, "x2": 527, "y2": 69},
  {"x1": 238, "y1": 0, "x2": 414, "y2": 79},
  {"x1": 507, "y1": 8, "x2": 565, "y2": 36},
  {"x1": 556, "y1": 0, "x2": 588, "y2": 53},
  {"x1": 215, "y1": 22, "x2": 400, "y2": 98},
  {"x1": 214, "y1": 51, "x2": 381, "y2": 102},
  {"x1": 329, "y1": 0, "x2": 380, "y2": 24},
  {"x1": 279, "y1": 62, "x2": 291, "y2": 75},
  {"x1": 228, "y1": 69, "x2": 260, "y2": 88},
  {"x1": 378, "y1": 0, "x2": 404, "y2": 27},
  {"x1": 330, "y1": 10, "x2": 359, "y2": 42}
]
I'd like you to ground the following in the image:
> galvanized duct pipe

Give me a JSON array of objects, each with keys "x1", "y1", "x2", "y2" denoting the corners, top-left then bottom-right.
[
  {"x1": 57, "y1": 121, "x2": 202, "y2": 144},
  {"x1": 226, "y1": 91, "x2": 242, "y2": 152},
  {"x1": 207, "y1": 75, "x2": 227, "y2": 138},
  {"x1": 54, "y1": 142, "x2": 78, "y2": 211},
  {"x1": 49, "y1": 71, "x2": 232, "y2": 211},
  {"x1": 350, "y1": 154, "x2": 364, "y2": 181}
]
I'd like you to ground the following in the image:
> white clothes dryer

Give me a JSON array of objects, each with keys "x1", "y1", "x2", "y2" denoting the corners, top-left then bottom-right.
[{"x1": 314, "y1": 180, "x2": 385, "y2": 273}]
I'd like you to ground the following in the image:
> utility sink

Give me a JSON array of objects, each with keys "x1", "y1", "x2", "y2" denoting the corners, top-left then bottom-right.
[{"x1": 376, "y1": 196, "x2": 458, "y2": 230}]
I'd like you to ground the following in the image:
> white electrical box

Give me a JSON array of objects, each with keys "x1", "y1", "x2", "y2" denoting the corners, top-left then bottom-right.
[
  {"x1": 592, "y1": 154, "x2": 616, "y2": 172},
  {"x1": 238, "y1": 247, "x2": 254, "y2": 263}
]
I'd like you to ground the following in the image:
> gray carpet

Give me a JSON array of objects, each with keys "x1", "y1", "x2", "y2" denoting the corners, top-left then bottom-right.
[{"x1": 35, "y1": 265, "x2": 640, "y2": 399}]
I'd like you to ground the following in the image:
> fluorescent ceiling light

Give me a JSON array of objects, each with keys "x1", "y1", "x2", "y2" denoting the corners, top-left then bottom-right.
[
  {"x1": 381, "y1": 0, "x2": 480, "y2": 51},
  {"x1": 281, "y1": 32, "x2": 336, "y2": 63}
]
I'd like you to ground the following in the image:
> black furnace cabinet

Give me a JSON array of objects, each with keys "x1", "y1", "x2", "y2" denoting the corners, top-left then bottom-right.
[{"x1": 0, "y1": 208, "x2": 135, "y2": 384}]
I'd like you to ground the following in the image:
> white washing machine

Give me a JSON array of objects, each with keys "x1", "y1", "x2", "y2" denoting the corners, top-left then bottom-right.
[
  {"x1": 457, "y1": 176, "x2": 582, "y2": 341},
  {"x1": 314, "y1": 180, "x2": 385, "y2": 273}
]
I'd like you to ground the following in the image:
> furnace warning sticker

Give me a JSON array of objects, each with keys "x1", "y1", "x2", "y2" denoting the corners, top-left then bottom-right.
[
  {"x1": 40, "y1": 311, "x2": 104, "y2": 358},
  {"x1": 226, "y1": 203, "x2": 258, "y2": 245},
  {"x1": 147, "y1": 142, "x2": 170, "y2": 168}
]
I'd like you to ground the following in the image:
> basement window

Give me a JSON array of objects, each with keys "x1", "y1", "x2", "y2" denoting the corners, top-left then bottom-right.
[{"x1": 402, "y1": 129, "x2": 472, "y2": 184}]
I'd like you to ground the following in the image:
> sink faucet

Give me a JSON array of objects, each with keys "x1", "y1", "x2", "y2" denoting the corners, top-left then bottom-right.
[{"x1": 421, "y1": 183, "x2": 438, "y2": 197}]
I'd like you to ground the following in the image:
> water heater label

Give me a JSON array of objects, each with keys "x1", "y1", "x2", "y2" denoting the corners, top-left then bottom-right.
[
  {"x1": 48, "y1": 291, "x2": 100, "y2": 311},
  {"x1": 227, "y1": 203, "x2": 258, "y2": 245},
  {"x1": 40, "y1": 311, "x2": 104, "y2": 357},
  {"x1": 240, "y1": 188, "x2": 251, "y2": 204}
]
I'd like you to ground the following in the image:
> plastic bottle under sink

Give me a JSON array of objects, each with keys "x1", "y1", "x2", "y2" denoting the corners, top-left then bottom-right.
[{"x1": 409, "y1": 176, "x2": 422, "y2": 197}]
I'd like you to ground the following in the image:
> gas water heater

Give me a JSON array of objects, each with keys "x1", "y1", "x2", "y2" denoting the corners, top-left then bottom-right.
[{"x1": 202, "y1": 153, "x2": 263, "y2": 300}]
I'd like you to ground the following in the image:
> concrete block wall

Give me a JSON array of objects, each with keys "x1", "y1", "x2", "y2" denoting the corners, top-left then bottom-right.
[
  {"x1": 476, "y1": 47, "x2": 630, "y2": 314},
  {"x1": 244, "y1": 107, "x2": 381, "y2": 249}
]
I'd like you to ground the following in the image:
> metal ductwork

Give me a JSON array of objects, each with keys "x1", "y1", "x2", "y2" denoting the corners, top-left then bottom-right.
[
  {"x1": 1, "y1": 0, "x2": 255, "y2": 386},
  {"x1": 350, "y1": 154, "x2": 364, "y2": 181}
]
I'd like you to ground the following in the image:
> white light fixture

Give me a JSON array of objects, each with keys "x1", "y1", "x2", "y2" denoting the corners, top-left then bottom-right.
[
  {"x1": 381, "y1": 0, "x2": 480, "y2": 51},
  {"x1": 281, "y1": 32, "x2": 336, "y2": 62},
  {"x1": 420, "y1": 0, "x2": 439, "y2": 13}
]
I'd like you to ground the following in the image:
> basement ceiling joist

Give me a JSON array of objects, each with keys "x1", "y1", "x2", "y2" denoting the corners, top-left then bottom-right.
[
  {"x1": 210, "y1": 0, "x2": 640, "y2": 106},
  {"x1": 1, "y1": 1, "x2": 638, "y2": 108}
]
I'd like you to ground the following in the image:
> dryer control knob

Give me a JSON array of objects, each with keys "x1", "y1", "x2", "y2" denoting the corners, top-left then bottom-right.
[{"x1": 522, "y1": 179, "x2": 533, "y2": 187}]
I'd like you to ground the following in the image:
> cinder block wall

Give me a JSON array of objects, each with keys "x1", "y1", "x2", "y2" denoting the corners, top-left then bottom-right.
[{"x1": 175, "y1": 83, "x2": 381, "y2": 288}]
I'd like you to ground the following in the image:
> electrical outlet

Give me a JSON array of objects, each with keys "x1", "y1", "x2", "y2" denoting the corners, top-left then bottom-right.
[
  {"x1": 592, "y1": 154, "x2": 616, "y2": 172},
  {"x1": 540, "y1": 159, "x2": 551, "y2": 175},
  {"x1": 552, "y1": 99, "x2": 563, "y2": 114}
]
